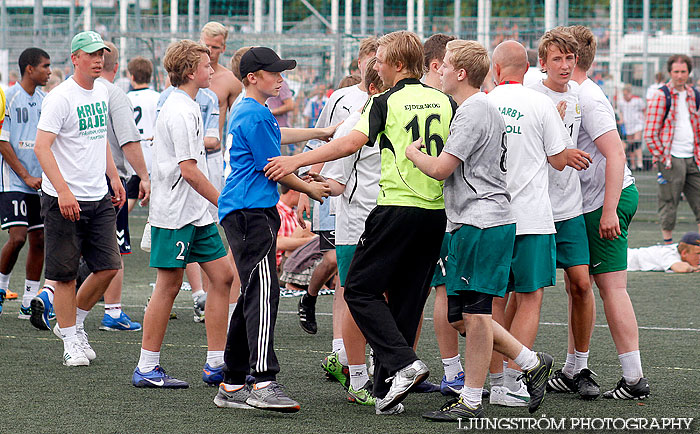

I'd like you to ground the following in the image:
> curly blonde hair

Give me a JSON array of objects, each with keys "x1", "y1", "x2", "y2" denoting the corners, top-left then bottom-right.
[{"x1": 163, "y1": 40, "x2": 210, "y2": 87}]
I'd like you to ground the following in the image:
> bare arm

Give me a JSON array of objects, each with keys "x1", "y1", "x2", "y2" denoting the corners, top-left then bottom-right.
[
  {"x1": 405, "y1": 138, "x2": 461, "y2": 181},
  {"x1": 277, "y1": 234, "x2": 315, "y2": 252},
  {"x1": 270, "y1": 98, "x2": 294, "y2": 117},
  {"x1": 34, "y1": 129, "x2": 81, "y2": 221},
  {"x1": 265, "y1": 130, "x2": 368, "y2": 181},
  {"x1": 105, "y1": 141, "x2": 126, "y2": 209},
  {"x1": 121, "y1": 141, "x2": 150, "y2": 206},
  {"x1": 594, "y1": 129, "x2": 626, "y2": 240},
  {"x1": 0, "y1": 140, "x2": 41, "y2": 190},
  {"x1": 278, "y1": 173, "x2": 330, "y2": 203},
  {"x1": 280, "y1": 124, "x2": 338, "y2": 145},
  {"x1": 547, "y1": 149, "x2": 567, "y2": 171},
  {"x1": 204, "y1": 136, "x2": 221, "y2": 152},
  {"x1": 669, "y1": 261, "x2": 698, "y2": 273},
  {"x1": 179, "y1": 159, "x2": 219, "y2": 207}
]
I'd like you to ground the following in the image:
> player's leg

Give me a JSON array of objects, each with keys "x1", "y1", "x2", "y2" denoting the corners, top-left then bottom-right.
[
  {"x1": 19, "y1": 227, "x2": 44, "y2": 318},
  {"x1": 657, "y1": 158, "x2": 685, "y2": 242},
  {"x1": 681, "y1": 156, "x2": 700, "y2": 233},
  {"x1": 0, "y1": 192, "x2": 36, "y2": 303},
  {"x1": 298, "y1": 232, "x2": 336, "y2": 334}
]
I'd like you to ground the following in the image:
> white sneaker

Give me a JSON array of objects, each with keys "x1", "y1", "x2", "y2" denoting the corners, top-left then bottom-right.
[
  {"x1": 63, "y1": 339, "x2": 89, "y2": 366},
  {"x1": 76, "y1": 325, "x2": 97, "y2": 361},
  {"x1": 375, "y1": 402, "x2": 404, "y2": 415},
  {"x1": 492, "y1": 382, "x2": 530, "y2": 407}
]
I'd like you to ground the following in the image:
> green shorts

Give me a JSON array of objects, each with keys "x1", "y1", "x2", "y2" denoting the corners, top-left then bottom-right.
[
  {"x1": 336, "y1": 244, "x2": 357, "y2": 287},
  {"x1": 150, "y1": 223, "x2": 227, "y2": 269},
  {"x1": 508, "y1": 233, "x2": 556, "y2": 293},
  {"x1": 554, "y1": 215, "x2": 590, "y2": 269},
  {"x1": 430, "y1": 233, "x2": 451, "y2": 288},
  {"x1": 583, "y1": 184, "x2": 638, "y2": 275},
  {"x1": 446, "y1": 224, "x2": 515, "y2": 298}
]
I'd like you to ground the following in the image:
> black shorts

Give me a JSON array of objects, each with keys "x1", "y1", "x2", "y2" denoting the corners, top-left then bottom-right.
[
  {"x1": 447, "y1": 291, "x2": 494, "y2": 322},
  {"x1": 41, "y1": 193, "x2": 121, "y2": 282},
  {"x1": 0, "y1": 192, "x2": 43, "y2": 231},
  {"x1": 126, "y1": 175, "x2": 141, "y2": 200},
  {"x1": 627, "y1": 140, "x2": 641, "y2": 151},
  {"x1": 317, "y1": 230, "x2": 335, "y2": 252},
  {"x1": 109, "y1": 178, "x2": 131, "y2": 254}
]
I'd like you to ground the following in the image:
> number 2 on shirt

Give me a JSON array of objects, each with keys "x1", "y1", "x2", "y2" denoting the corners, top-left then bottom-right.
[{"x1": 404, "y1": 113, "x2": 444, "y2": 156}]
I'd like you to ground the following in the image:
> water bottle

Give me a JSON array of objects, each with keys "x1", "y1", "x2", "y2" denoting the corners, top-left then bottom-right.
[{"x1": 657, "y1": 172, "x2": 668, "y2": 185}]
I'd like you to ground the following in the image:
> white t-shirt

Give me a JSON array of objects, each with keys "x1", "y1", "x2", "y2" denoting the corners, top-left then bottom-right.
[
  {"x1": 646, "y1": 83, "x2": 663, "y2": 100},
  {"x1": 627, "y1": 244, "x2": 681, "y2": 272},
  {"x1": 528, "y1": 80, "x2": 584, "y2": 222},
  {"x1": 149, "y1": 89, "x2": 213, "y2": 229},
  {"x1": 487, "y1": 84, "x2": 568, "y2": 235},
  {"x1": 617, "y1": 95, "x2": 645, "y2": 135},
  {"x1": 127, "y1": 87, "x2": 161, "y2": 174},
  {"x1": 671, "y1": 91, "x2": 695, "y2": 158},
  {"x1": 37, "y1": 77, "x2": 109, "y2": 201},
  {"x1": 321, "y1": 110, "x2": 380, "y2": 245},
  {"x1": 577, "y1": 79, "x2": 635, "y2": 213},
  {"x1": 523, "y1": 67, "x2": 547, "y2": 88}
]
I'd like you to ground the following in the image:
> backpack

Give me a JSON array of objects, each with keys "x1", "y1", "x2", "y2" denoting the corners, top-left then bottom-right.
[{"x1": 660, "y1": 84, "x2": 700, "y2": 124}]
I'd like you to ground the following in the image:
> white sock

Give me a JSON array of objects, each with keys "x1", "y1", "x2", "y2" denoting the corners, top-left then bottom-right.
[
  {"x1": 562, "y1": 352, "x2": 575, "y2": 378},
  {"x1": 619, "y1": 350, "x2": 643, "y2": 385},
  {"x1": 206, "y1": 350, "x2": 225, "y2": 368},
  {"x1": 574, "y1": 350, "x2": 589, "y2": 375},
  {"x1": 137, "y1": 348, "x2": 160, "y2": 373},
  {"x1": 514, "y1": 346, "x2": 538, "y2": 371},
  {"x1": 349, "y1": 364, "x2": 369, "y2": 390},
  {"x1": 22, "y1": 279, "x2": 40, "y2": 308},
  {"x1": 105, "y1": 303, "x2": 122, "y2": 319},
  {"x1": 460, "y1": 386, "x2": 483, "y2": 409},
  {"x1": 222, "y1": 383, "x2": 245, "y2": 392},
  {"x1": 441, "y1": 354, "x2": 463, "y2": 381},
  {"x1": 191, "y1": 289, "x2": 205, "y2": 301},
  {"x1": 42, "y1": 284, "x2": 55, "y2": 304},
  {"x1": 255, "y1": 380, "x2": 271, "y2": 388},
  {"x1": 228, "y1": 303, "x2": 236, "y2": 321},
  {"x1": 76, "y1": 308, "x2": 89, "y2": 327},
  {"x1": 332, "y1": 338, "x2": 344, "y2": 354},
  {"x1": 0, "y1": 272, "x2": 10, "y2": 290},
  {"x1": 489, "y1": 372, "x2": 504, "y2": 387},
  {"x1": 504, "y1": 367, "x2": 522, "y2": 392},
  {"x1": 59, "y1": 325, "x2": 77, "y2": 340},
  {"x1": 337, "y1": 346, "x2": 349, "y2": 366}
]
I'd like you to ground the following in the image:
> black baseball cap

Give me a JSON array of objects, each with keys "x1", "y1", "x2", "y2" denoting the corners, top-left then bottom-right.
[
  {"x1": 680, "y1": 232, "x2": 700, "y2": 246},
  {"x1": 239, "y1": 47, "x2": 296, "y2": 78}
]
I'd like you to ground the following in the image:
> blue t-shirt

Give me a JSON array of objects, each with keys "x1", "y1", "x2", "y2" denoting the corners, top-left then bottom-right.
[
  {"x1": 219, "y1": 97, "x2": 281, "y2": 220},
  {"x1": 0, "y1": 85, "x2": 45, "y2": 194},
  {"x1": 157, "y1": 86, "x2": 219, "y2": 139}
]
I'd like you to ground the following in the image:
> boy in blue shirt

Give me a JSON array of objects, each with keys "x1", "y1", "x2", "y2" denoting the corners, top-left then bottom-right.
[{"x1": 214, "y1": 47, "x2": 333, "y2": 413}]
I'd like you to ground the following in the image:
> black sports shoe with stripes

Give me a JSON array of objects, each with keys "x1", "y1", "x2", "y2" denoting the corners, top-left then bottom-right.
[
  {"x1": 603, "y1": 377, "x2": 650, "y2": 400},
  {"x1": 519, "y1": 352, "x2": 554, "y2": 414},
  {"x1": 546, "y1": 369, "x2": 575, "y2": 393},
  {"x1": 574, "y1": 368, "x2": 600, "y2": 400}
]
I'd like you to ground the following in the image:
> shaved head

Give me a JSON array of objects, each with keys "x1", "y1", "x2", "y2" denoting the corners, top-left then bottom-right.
[{"x1": 492, "y1": 40, "x2": 528, "y2": 82}]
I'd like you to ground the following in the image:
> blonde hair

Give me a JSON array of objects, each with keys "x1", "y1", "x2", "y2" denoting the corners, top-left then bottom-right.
[
  {"x1": 364, "y1": 57, "x2": 387, "y2": 93},
  {"x1": 538, "y1": 27, "x2": 578, "y2": 72},
  {"x1": 163, "y1": 40, "x2": 210, "y2": 87},
  {"x1": 230, "y1": 46, "x2": 252, "y2": 82},
  {"x1": 201, "y1": 21, "x2": 228, "y2": 41},
  {"x1": 358, "y1": 37, "x2": 378, "y2": 61},
  {"x1": 566, "y1": 25, "x2": 596, "y2": 71},
  {"x1": 377, "y1": 31, "x2": 424, "y2": 79},
  {"x1": 445, "y1": 40, "x2": 490, "y2": 88}
]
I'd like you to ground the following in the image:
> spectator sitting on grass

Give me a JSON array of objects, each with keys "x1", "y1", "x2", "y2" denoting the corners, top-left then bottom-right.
[{"x1": 627, "y1": 232, "x2": 700, "y2": 272}]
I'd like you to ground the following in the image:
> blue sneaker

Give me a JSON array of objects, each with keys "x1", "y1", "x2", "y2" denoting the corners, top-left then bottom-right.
[
  {"x1": 18, "y1": 305, "x2": 31, "y2": 319},
  {"x1": 30, "y1": 291, "x2": 52, "y2": 330},
  {"x1": 132, "y1": 365, "x2": 189, "y2": 388},
  {"x1": 99, "y1": 312, "x2": 142, "y2": 331},
  {"x1": 202, "y1": 363, "x2": 224, "y2": 386},
  {"x1": 441, "y1": 371, "x2": 465, "y2": 396},
  {"x1": 0, "y1": 289, "x2": 5, "y2": 316}
]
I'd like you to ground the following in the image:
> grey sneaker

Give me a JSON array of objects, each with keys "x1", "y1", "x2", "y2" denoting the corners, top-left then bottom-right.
[
  {"x1": 193, "y1": 292, "x2": 206, "y2": 323},
  {"x1": 214, "y1": 383, "x2": 253, "y2": 409},
  {"x1": 376, "y1": 359, "x2": 429, "y2": 412},
  {"x1": 375, "y1": 402, "x2": 404, "y2": 415},
  {"x1": 246, "y1": 381, "x2": 301, "y2": 412}
]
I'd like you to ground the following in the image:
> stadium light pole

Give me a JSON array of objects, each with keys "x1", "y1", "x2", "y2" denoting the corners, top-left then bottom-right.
[
  {"x1": 417, "y1": 0, "x2": 424, "y2": 39},
  {"x1": 373, "y1": 0, "x2": 383, "y2": 35},
  {"x1": 360, "y1": 0, "x2": 367, "y2": 34},
  {"x1": 83, "y1": 0, "x2": 92, "y2": 31},
  {"x1": 642, "y1": 0, "x2": 649, "y2": 90},
  {"x1": 454, "y1": 0, "x2": 461, "y2": 38}
]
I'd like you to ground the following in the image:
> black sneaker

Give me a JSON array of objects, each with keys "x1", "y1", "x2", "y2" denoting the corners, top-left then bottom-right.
[
  {"x1": 602, "y1": 377, "x2": 650, "y2": 400},
  {"x1": 519, "y1": 352, "x2": 554, "y2": 414},
  {"x1": 574, "y1": 368, "x2": 600, "y2": 400},
  {"x1": 422, "y1": 397, "x2": 485, "y2": 422},
  {"x1": 546, "y1": 369, "x2": 575, "y2": 393},
  {"x1": 297, "y1": 295, "x2": 317, "y2": 334}
]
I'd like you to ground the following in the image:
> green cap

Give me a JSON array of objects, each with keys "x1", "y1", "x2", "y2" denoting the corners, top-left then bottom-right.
[{"x1": 71, "y1": 31, "x2": 111, "y2": 54}]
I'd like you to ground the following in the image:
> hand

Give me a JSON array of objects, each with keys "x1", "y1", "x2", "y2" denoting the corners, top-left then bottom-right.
[
  {"x1": 58, "y1": 190, "x2": 81, "y2": 221},
  {"x1": 304, "y1": 171, "x2": 326, "y2": 183},
  {"x1": 110, "y1": 177, "x2": 126, "y2": 209},
  {"x1": 599, "y1": 209, "x2": 621, "y2": 240},
  {"x1": 317, "y1": 122, "x2": 342, "y2": 141},
  {"x1": 556, "y1": 100, "x2": 567, "y2": 121},
  {"x1": 307, "y1": 181, "x2": 331, "y2": 203},
  {"x1": 264, "y1": 155, "x2": 299, "y2": 181},
  {"x1": 138, "y1": 178, "x2": 151, "y2": 207},
  {"x1": 296, "y1": 193, "x2": 310, "y2": 229},
  {"x1": 405, "y1": 137, "x2": 424, "y2": 162},
  {"x1": 23, "y1": 175, "x2": 42, "y2": 190},
  {"x1": 565, "y1": 148, "x2": 592, "y2": 171}
]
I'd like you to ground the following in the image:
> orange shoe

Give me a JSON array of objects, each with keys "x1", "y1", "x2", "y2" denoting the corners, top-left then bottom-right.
[{"x1": 5, "y1": 289, "x2": 18, "y2": 300}]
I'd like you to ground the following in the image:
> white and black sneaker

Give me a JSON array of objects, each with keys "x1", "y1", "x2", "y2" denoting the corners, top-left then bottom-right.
[
  {"x1": 376, "y1": 359, "x2": 429, "y2": 412},
  {"x1": 603, "y1": 377, "x2": 650, "y2": 400},
  {"x1": 546, "y1": 369, "x2": 575, "y2": 393}
]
